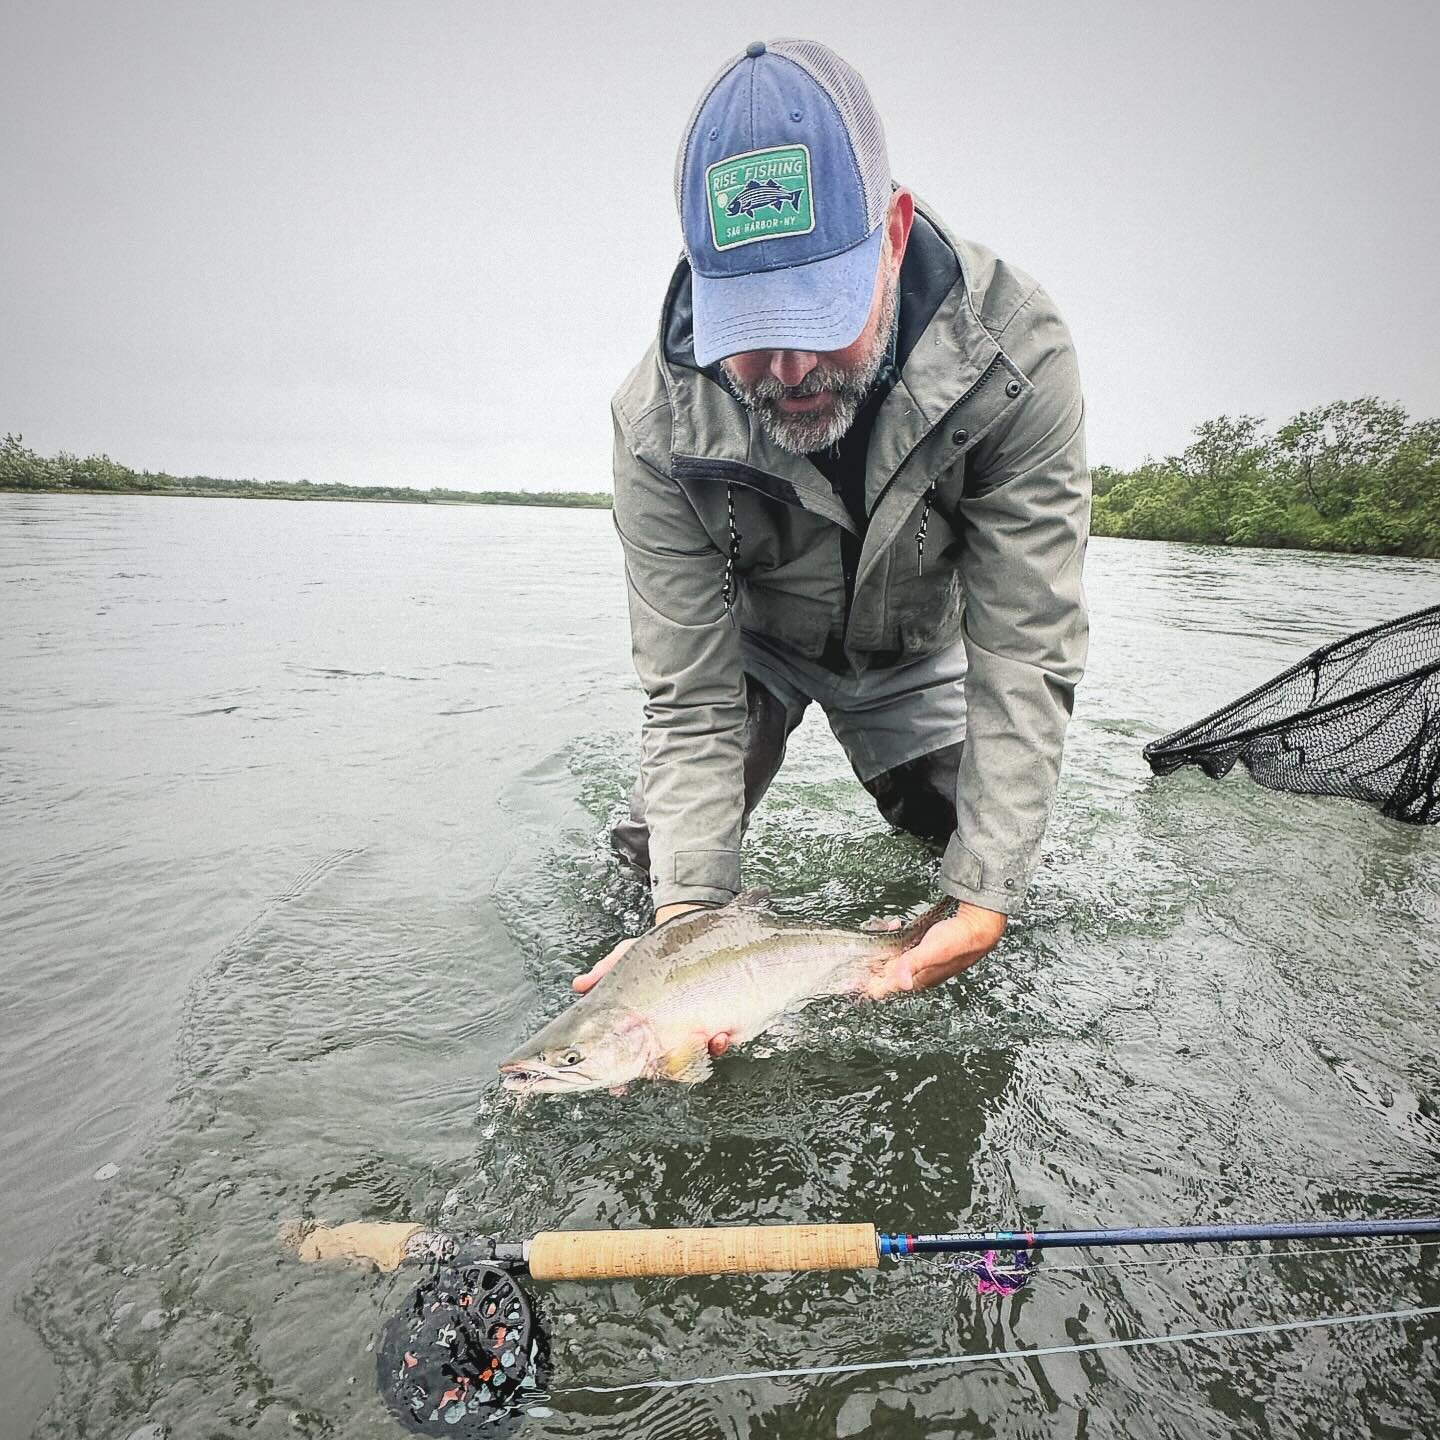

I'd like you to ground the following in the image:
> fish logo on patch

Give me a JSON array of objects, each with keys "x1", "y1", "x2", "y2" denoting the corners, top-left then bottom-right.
[
  {"x1": 725, "y1": 179, "x2": 805, "y2": 217},
  {"x1": 706, "y1": 144, "x2": 815, "y2": 252}
]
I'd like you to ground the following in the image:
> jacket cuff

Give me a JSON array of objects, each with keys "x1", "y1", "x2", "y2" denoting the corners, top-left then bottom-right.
[
  {"x1": 651, "y1": 883, "x2": 738, "y2": 910},
  {"x1": 939, "y1": 834, "x2": 1030, "y2": 917},
  {"x1": 650, "y1": 847, "x2": 741, "y2": 911}
]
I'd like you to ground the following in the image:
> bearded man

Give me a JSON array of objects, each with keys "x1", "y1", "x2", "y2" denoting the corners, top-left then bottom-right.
[{"x1": 575, "y1": 39, "x2": 1090, "y2": 1023}]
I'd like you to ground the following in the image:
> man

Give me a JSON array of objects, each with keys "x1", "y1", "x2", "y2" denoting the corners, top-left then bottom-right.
[{"x1": 575, "y1": 39, "x2": 1089, "y2": 1029}]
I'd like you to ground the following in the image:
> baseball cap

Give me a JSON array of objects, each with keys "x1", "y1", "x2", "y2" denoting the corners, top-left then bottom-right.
[{"x1": 675, "y1": 39, "x2": 893, "y2": 367}]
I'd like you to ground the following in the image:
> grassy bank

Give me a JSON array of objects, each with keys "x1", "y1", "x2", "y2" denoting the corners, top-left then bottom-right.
[{"x1": 0, "y1": 435, "x2": 612, "y2": 510}]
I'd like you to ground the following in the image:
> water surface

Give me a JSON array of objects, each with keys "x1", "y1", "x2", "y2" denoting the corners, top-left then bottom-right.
[{"x1": 3, "y1": 494, "x2": 1438, "y2": 1439}]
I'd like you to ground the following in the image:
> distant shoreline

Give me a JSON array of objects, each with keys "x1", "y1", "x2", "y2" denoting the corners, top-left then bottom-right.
[
  {"x1": 1, "y1": 482, "x2": 614, "y2": 508},
  {"x1": 3, "y1": 430, "x2": 615, "y2": 510},
  {"x1": 0, "y1": 477, "x2": 612, "y2": 510}
]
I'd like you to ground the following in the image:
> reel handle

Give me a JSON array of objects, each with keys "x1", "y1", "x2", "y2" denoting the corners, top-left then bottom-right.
[{"x1": 527, "y1": 1222, "x2": 880, "y2": 1280}]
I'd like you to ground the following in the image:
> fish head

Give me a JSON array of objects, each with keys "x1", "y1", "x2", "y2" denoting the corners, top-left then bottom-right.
[{"x1": 497, "y1": 1006, "x2": 653, "y2": 1097}]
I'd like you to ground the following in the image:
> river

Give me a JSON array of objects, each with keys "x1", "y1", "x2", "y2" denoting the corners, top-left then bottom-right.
[{"x1": 2, "y1": 493, "x2": 1438, "y2": 1439}]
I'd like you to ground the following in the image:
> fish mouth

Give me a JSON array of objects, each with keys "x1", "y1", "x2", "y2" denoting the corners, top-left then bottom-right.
[{"x1": 498, "y1": 1060, "x2": 591, "y2": 1094}]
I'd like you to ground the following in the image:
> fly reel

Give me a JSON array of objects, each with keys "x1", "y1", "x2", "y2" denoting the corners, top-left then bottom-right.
[{"x1": 377, "y1": 1250, "x2": 546, "y2": 1433}]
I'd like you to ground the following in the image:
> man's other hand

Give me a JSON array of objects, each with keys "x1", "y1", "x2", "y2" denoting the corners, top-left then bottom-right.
[
  {"x1": 571, "y1": 902, "x2": 731, "y2": 1057},
  {"x1": 864, "y1": 901, "x2": 1007, "y2": 999}
]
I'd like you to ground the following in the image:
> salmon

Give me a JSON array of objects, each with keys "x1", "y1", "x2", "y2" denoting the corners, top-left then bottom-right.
[{"x1": 498, "y1": 892, "x2": 950, "y2": 1095}]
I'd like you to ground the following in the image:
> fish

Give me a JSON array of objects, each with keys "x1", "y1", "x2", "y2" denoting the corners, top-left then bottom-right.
[
  {"x1": 497, "y1": 892, "x2": 952, "y2": 1096},
  {"x1": 725, "y1": 179, "x2": 805, "y2": 217}
]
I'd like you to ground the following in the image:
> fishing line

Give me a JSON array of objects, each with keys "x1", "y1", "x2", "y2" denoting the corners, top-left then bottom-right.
[{"x1": 558, "y1": 1301, "x2": 1440, "y2": 1397}]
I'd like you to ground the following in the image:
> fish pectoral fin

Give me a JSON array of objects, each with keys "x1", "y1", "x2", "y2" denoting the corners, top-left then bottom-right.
[{"x1": 660, "y1": 1035, "x2": 715, "y2": 1086}]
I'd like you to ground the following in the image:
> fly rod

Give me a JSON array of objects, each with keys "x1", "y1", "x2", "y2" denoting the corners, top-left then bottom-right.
[
  {"x1": 294, "y1": 1214, "x2": 1440, "y2": 1280},
  {"x1": 289, "y1": 1213, "x2": 1440, "y2": 1434}
]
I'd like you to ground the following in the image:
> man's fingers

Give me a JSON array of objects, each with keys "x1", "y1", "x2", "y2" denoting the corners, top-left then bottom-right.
[
  {"x1": 572, "y1": 935, "x2": 638, "y2": 994},
  {"x1": 861, "y1": 916, "x2": 906, "y2": 933},
  {"x1": 708, "y1": 1032, "x2": 731, "y2": 1058},
  {"x1": 865, "y1": 954, "x2": 914, "y2": 1000}
]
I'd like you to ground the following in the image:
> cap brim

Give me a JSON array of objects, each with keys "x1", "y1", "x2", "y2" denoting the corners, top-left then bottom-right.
[{"x1": 690, "y1": 227, "x2": 885, "y2": 367}]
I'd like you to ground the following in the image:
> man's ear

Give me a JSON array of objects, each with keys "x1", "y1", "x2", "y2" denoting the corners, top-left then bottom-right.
[{"x1": 887, "y1": 188, "x2": 915, "y2": 276}]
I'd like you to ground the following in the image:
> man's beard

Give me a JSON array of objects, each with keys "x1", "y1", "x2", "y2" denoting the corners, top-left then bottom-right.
[{"x1": 722, "y1": 272, "x2": 898, "y2": 456}]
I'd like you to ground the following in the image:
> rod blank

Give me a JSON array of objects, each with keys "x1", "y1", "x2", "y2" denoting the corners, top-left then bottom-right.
[{"x1": 885, "y1": 1218, "x2": 1440, "y2": 1256}]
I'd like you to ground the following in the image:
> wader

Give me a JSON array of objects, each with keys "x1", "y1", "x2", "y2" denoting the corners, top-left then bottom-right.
[{"x1": 612, "y1": 635, "x2": 968, "y2": 877}]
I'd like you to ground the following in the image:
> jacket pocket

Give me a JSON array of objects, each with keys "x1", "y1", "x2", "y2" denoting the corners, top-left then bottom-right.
[
  {"x1": 891, "y1": 566, "x2": 966, "y2": 653},
  {"x1": 737, "y1": 584, "x2": 834, "y2": 659}
]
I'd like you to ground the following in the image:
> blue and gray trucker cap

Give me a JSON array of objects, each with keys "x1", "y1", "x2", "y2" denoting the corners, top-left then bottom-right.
[{"x1": 675, "y1": 39, "x2": 893, "y2": 367}]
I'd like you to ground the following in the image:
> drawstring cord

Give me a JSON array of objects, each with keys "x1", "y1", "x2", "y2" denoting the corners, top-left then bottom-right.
[
  {"x1": 722, "y1": 484, "x2": 742, "y2": 612},
  {"x1": 916, "y1": 482, "x2": 937, "y2": 574}
]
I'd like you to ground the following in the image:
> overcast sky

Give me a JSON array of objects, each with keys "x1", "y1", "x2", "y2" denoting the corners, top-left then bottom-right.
[{"x1": 2, "y1": 1, "x2": 1436, "y2": 490}]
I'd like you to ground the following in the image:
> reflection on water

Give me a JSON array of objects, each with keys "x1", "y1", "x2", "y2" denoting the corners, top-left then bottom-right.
[{"x1": 3, "y1": 496, "x2": 1439, "y2": 1439}]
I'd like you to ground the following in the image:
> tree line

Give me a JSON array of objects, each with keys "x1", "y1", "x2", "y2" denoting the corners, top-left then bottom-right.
[
  {"x1": 1091, "y1": 398, "x2": 1438, "y2": 558},
  {"x1": 0, "y1": 433, "x2": 613, "y2": 511}
]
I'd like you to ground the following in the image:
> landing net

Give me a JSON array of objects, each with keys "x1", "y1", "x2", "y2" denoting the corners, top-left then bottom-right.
[{"x1": 1144, "y1": 604, "x2": 1440, "y2": 823}]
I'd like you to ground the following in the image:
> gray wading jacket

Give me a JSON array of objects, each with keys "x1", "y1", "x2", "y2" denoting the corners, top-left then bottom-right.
[{"x1": 612, "y1": 203, "x2": 1089, "y2": 915}]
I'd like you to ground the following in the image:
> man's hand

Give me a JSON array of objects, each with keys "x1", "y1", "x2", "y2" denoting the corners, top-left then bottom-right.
[
  {"x1": 572, "y1": 903, "x2": 731, "y2": 1057},
  {"x1": 864, "y1": 901, "x2": 1007, "y2": 999}
]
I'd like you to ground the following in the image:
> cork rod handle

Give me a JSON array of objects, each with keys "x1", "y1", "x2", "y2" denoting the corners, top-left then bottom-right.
[{"x1": 526, "y1": 1223, "x2": 880, "y2": 1281}]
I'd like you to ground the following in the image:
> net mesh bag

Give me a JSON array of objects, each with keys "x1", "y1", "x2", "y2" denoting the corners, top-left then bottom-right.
[{"x1": 1143, "y1": 604, "x2": 1440, "y2": 824}]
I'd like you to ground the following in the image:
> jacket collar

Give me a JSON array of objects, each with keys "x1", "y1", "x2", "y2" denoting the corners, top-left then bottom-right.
[
  {"x1": 656, "y1": 201, "x2": 1004, "y2": 521},
  {"x1": 660, "y1": 265, "x2": 857, "y2": 532}
]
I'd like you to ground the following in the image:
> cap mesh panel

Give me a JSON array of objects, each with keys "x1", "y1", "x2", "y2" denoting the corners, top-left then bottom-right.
[{"x1": 770, "y1": 38, "x2": 891, "y2": 231}]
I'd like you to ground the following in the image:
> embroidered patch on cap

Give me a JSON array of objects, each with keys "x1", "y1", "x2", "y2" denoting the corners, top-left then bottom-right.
[{"x1": 706, "y1": 144, "x2": 815, "y2": 252}]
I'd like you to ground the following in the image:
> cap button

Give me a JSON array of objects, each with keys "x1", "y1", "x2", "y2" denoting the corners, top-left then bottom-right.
[{"x1": 745, "y1": 40, "x2": 766, "y2": 57}]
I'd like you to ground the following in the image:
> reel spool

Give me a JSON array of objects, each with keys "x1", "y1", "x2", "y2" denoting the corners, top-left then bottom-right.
[{"x1": 377, "y1": 1253, "x2": 546, "y2": 1433}]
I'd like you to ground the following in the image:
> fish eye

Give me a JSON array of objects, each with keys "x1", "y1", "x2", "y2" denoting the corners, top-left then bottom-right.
[{"x1": 561, "y1": 1050, "x2": 582, "y2": 1067}]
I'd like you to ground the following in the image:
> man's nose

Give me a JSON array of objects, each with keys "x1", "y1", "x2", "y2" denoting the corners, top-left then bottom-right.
[{"x1": 769, "y1": 350, "x2": 818, "y2": 387}]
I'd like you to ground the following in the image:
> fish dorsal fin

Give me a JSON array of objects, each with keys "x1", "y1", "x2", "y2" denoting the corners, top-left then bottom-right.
[
  {"x1": 899, "y1": 896, "x2": 959, "y2": 946},
  {"x1": 730, "y1": 887, "x2": 770, "y2": 911}
]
